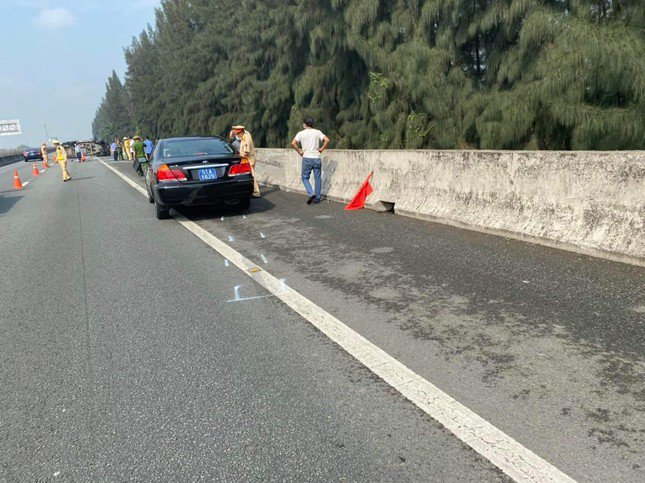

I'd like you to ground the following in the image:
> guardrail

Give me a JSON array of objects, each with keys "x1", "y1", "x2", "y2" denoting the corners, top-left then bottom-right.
[
  {"x1": 0, "y1": 148, "x2": 58, "y2": 167},
  {"x1": 0, "y1": 153, "x2": 24, "y2": 167}
]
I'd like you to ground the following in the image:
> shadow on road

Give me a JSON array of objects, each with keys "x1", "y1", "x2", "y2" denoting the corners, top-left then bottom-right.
[
  {"x1": 0, "y1": 194, "x2": 23, "y2": 216},
  {"x1": 177, "y1": 195, "x2": 276, "y2": 221}
]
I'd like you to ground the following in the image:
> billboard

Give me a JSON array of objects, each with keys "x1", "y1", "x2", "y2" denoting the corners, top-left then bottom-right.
[{"x1": 0, "y1": 119, "x2": 22, "y2": 136}]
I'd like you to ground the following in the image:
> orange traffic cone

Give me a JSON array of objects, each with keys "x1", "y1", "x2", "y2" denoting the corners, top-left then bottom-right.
[
  {"x1": 32, "y1": 163, "x2": 40, "y2": 176},
  {"x1": 13, "y1": 170, "x2": 23, "y2": 190},
  {"x1": 42, "y1": 160, "x2": 48, "y2": 170}
]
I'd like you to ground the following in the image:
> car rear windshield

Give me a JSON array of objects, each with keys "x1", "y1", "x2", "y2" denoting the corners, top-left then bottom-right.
[{"x1": 161, "y1": 138, "x2": 234, "y2": 158}]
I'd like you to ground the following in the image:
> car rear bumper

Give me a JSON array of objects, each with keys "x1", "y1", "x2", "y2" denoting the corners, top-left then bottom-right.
[{"x1": 153, "y1": 177, "x2": 254, "y2": 206}]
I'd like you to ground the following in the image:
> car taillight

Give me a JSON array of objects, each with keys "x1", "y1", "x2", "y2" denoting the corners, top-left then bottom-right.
[
  {"x1": 229, "y1": 161, "x2": 252, "y2": 176},
  {"x1": 156, "y1": 163, "x2": 187, "y2": 182}
]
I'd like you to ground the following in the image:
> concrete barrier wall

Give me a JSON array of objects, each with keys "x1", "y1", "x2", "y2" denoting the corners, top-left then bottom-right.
[
  {"x1": 0, "y1": 154, "x2": 24, "y2": 167},
  {"x1": 255, "y1": 149, "x2": 645, "y2": 266}
]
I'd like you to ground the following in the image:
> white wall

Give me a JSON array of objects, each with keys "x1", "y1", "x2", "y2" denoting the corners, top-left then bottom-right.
[{"x1": 255, "y1": 149, "x2": 645, "y2": 266}]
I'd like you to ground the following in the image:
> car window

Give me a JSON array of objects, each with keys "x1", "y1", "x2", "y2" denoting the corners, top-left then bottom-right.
[{"x1": 162, "y1": 139, "x2": 233, "y2": 158}]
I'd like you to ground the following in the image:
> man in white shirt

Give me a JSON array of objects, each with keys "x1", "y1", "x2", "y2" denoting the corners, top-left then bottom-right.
[{"x1": 291, "y1": 117, "x2": 330, "y2": 204}]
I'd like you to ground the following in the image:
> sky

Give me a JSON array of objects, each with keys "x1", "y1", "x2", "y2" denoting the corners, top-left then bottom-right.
[{"x1": 0, "y1": 0, "x2": 160, "y2": 148}]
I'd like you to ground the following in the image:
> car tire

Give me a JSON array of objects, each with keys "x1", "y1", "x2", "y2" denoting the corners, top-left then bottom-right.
[
  {"x1": 147, "y1": 183, "x2": 154, "y2": 204},
  {"x1": 155, "y1": 202, "x2": 170, "y2": 220}
]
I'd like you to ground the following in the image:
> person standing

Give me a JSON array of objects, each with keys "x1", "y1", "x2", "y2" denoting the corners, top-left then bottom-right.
[
  {"x1": 53, "y1": 140, "x2": 71, "y2": 182},
  {"x1": 74, "y1": 143, "x2": 82, "y2": 162},
  {"x1": 110, "y1": 139, "x2": 118, "y2": 160},
  {"x1": 228, "y1": 129, "x2": 242, "y2": 152},
  {"x1": 291, "y1": 116, "x2": 330, "y2": 204},
  {"x1": 143, "y1": 136, "x2": 154, "y2": 160},
  {"x1": 129, "y1": 137, "x2": 136, "y2": 161},
  {"x1": 40, "y1": 143, "x2": 48, "y2": 165},
  {"x1": 117, "y1": 139, "x2": 124, "y2": 160},
  {"x1": 123, "y1": 137, "x2": 131, "y2": 161},
  {"x1": 132, "y1": 135, "x2": 148, "y2": 176},
  {"x1": 231, "y1": 125, "x2": 260, "y2": 198}
]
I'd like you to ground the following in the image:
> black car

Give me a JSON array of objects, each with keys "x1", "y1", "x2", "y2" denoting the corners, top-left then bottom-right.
[
  {"x1": 145, "y1": 136, "x2": 254, "y2": 219},
  {"x1": 23, "y1": 147, "x2": 43, "y2": 161}
]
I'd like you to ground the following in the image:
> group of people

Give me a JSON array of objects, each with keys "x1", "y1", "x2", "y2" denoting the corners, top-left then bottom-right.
[
  {"x1": 110, "y1": 136, "x2": 155, "y2": 176},
  {"x1": 230, "y1": 117, "x2": 330, "y2": 203},
  {"x1": 104, "y1": 117, "x2": 329, "y2": 203},
  {"x1": 110, "y1": 136, "x2": 154, "y2": 162}
]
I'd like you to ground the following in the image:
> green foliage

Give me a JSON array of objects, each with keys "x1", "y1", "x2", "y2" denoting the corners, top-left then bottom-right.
[
  {"x1": 92, "y1": 71, "x2": 136, "y2": 141},
  {"x1": 93, "y1": 0, "x2": 644, "y2": 150}
]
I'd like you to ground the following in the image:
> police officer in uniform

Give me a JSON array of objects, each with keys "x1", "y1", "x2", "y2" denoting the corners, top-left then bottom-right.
[{"x1": 53, "y1": 140, "x2": 71, "y2": 182}]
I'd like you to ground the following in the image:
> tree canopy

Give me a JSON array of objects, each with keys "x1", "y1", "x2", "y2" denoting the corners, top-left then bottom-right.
[{"x1": 92, "y1": 0, "x2": 644, "y2": 150}]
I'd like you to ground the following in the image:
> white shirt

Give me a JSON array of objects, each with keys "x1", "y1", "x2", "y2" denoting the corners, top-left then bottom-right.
[{"x1": 295, "y1": 128, "x2": 326, "y2": 159}]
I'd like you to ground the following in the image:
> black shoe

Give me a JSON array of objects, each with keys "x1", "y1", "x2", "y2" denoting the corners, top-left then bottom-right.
[
  {"x1": 313, "y1": 197, "x2": 321, "y2": 204},
  {"x1": 307, "y1": 196, "x2": 316, "y2": 205}
]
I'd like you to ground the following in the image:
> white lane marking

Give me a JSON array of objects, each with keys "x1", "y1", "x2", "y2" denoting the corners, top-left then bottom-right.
[
  {"x1": 22, "y1": 181, "x2": 30, "y2": 186},
  {"x1": 260, "y1": 232, "x2": 266, "y2": 239},
  {"x1": 260, "y1": 254, "x2": 268, "y2": 264},
  {"x1": 99, "y1": 159, "x2": 575, "y2": 483},
  {"x1": 224, "y1": 259, "x2": 230, "y2": 267}
]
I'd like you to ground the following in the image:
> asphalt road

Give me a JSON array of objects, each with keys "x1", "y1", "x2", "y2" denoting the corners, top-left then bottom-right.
[
  {"x1": 0, "y1": 157, "x2": 42, "y2": 191},
  {"x1": 1, "y1": 158, "x2": 643, "y2": 481}
]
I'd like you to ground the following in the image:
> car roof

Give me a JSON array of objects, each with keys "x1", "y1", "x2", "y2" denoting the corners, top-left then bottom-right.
[{"x1": 160, "y1": 136, "x2": 226, "y2": 142}]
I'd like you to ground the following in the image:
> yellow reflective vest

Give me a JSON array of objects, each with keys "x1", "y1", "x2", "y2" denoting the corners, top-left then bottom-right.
[{"x1": 56, "y1": 146, "x2": 67, "y2": 162}]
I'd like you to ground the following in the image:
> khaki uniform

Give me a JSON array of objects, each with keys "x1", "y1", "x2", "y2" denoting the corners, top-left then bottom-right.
[
  {"x1": 55, "y1": 145, "x2": 71, "y2": 181},
  {"x1": 239, "y1": 131, "x2": 260, "y2": 197},
  {"x1": 123, "y1": 139, "x2": 132, "y2": 160},
  {"x1": 40, "y1": 145, "x2": 48, "y2": 163}
]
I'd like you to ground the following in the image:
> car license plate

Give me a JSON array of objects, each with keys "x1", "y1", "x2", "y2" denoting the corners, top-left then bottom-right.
[{"x1": 197, "y1": 168, "x2": 217, "y2": 181}]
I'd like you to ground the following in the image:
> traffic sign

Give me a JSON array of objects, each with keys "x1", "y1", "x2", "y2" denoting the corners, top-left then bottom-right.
[{"x1": 0, "y1": 119, "x2": 22, "y2": 136}]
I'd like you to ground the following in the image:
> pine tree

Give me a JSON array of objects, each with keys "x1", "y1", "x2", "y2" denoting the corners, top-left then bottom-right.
[{"x1": 93, "y1": 0, "x2": 644, "y2": 150}]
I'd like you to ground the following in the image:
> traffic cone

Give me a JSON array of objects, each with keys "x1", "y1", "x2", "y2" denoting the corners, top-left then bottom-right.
[
  {"x1": 32, "y1": 163, "x2": 40, "y2": 176},
  {"x1": 13, "y1": 170, "x2": 23, "y2": 190},
  {"x1": 42, "y1": 160, "x2": 48, "y2": 169}
]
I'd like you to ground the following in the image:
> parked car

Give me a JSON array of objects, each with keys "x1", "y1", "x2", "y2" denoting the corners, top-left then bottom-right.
[
  {"x1": 145, "y1": 136, "x2": 254, "y2": 219},
  {"x1": 23, "y1": 147, "x2": 43, "y2": 161}
]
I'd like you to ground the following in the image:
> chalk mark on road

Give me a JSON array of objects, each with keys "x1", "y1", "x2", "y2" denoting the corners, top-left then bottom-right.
[{"x1": 99, "y1": 158, "x2": 575, "y2": 483}]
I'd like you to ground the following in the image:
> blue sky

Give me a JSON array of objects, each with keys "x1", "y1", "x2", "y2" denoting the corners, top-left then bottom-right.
[{"x1": 0, "y1": 0, "x2": 160, "y2": 148}]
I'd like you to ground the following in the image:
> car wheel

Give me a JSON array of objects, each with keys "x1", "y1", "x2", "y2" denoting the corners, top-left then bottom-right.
[
  {"x1": 147, "y1": 183, "x2": 154, "y2": 204},
  {"x1": 155, "y1": 202, "x2": 170, "y2": 220}
]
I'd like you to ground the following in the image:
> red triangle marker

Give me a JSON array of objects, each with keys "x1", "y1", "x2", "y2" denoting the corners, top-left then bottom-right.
[{"x1": 345, "y1": 172, "x2": 374, "y2": 211}]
